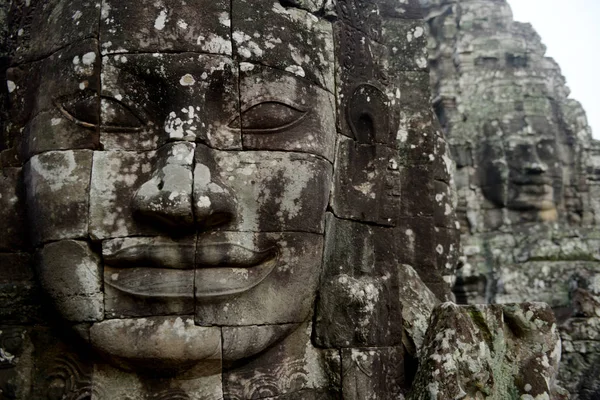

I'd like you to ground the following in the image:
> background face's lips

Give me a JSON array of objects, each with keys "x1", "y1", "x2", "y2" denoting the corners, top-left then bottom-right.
[{"x1": 103, "y1": 241, "x2": 276, "y2": 269}]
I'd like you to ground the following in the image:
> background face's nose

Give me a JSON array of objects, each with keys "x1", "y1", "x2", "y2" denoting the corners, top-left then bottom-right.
[
  {"x1": 132, "y1": 142, "x2": 195, "y2": 230},
  {"x1": 522, "y1": 146, "x2": 548, "y2": 175}
]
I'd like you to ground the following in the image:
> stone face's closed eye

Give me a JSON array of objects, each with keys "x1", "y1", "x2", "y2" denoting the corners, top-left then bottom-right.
[
  {"x1": 55, "y1": 94, "x2": 145, "y2": 132},
  {"x1": 229, "y1": 101, "x2": 307, "y2": 133}
]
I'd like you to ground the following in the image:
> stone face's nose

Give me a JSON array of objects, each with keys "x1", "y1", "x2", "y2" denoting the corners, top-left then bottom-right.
[
  {"x1": 522, "y1": 147, "x2": 548, "y2": 175},
  {"x1": 132, "y1": 142, "x2": 195, "y2": 230},
  {"x1": 192, "y1": 144, "x2": 237, "y2": 229},
  {"x1": 132, "y1": 141, "x2": 237, "y2": 232}
]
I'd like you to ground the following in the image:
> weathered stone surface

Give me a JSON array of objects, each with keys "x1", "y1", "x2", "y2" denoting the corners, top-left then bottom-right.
[
  {"x1": 101, "y1": 53, "x2": 240, "y2": 151},
  {"x1": 222, "y1": 323, "x2": 300, "y2": 362},
  {"x1": 239, "y1": 63, "x2": 336, "y2": 162},
  {"x1": 0, "y1": 0, "x2": 465, "y2": 398},
  {"x1": 314, "y1": 214, "x2": 403, "y2": 348},
  {"x1": 223, "y1": 322, "x2": 337, "y2": 399},
  {"x1": 29, "y1": 327, "x2": 94, "y2": 400},
  {"x1": 198, "y1": 148, "x2": 332, "y2": 234},
  {"x1": 91, "y1": 361, "x2": 223, "y2": 400},
  {"x1": 104, "y1": 266, "x2": 194, "y2": 318},
  {"x1": 422, "y1": 0, "x2": 600, "y2": 394},
  {"x1": 22, "y1": 109, "x2": 101, "y2": 159},
  {"x1": 7, "y1": 39, "x2": 100, "y2": 132},
  {"x1": 24, "y1": 150, "x2": 92, "y2": 245},
  {"x1": 195, "y1": 232, "x2": 323, "y2": 326},
  {"x1": 100, "y1": 0, "x2": 230, "y2": 55},
  {"x1": 233, "y1": 0, "x2": 335, "y2": 92},
  {"x1": 396, "y1": 264, "x2": 440, "y2": 356},
  {"x1": 0, "y1": 167, "x2": 26, "y2": 250},
  {"x1": 90, "y1": 316, "x2": 221, "y2": 370},
  {"x1": 7, "y1": 0, "x2": 99, "y2": 63},
  {"x1": 408, "y1": 302, "x2": 567, "y2": 400},
  {"x1": 89, "y1": 149, "x2": 157, "y2": 240},
  {"x1": 0, "y1": 253, "x2": 39, "y2": 324},
  {"x1": 0, "y1": 326, "x2": 31, "y2": 400},
  {"x1": 341, "y1": 347, "x2": 405, "y2": 400},
  {"x1": 331, "y1": 136, "x2": 401, "y2": 225},
  {"x1": 133, "y1": 142, "x2": 195, "y2": 228},
  {"x1": 36, "y1": 240, "x2": 103, "y2": 322}
]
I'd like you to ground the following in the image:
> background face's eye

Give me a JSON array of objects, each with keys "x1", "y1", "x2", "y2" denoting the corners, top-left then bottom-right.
[
  {"x1": 56, "y1": 95, "x2": 143, "y2": 131},
  {"x1": 230, "y1": 101, "x2": 307, "y2": 133}
]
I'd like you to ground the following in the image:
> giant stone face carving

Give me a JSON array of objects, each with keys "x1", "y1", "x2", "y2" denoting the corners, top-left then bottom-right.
[
  {"x1": 1, "y1": 0, "x2": 462, "y2": 398},
  {"x1": 23, "y1": 0, "x2": 335, "y2": 370},
  {"x1": 479, "y1": 119, "x2": 565, "y2": 215}
]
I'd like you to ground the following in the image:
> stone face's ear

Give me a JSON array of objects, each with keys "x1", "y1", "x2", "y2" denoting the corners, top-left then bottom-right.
[{"x1": 346, "y1": 84, "x2": 390, "y2": 144}]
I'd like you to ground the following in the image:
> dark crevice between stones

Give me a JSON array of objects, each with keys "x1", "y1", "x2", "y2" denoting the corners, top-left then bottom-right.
[{"x1": 279, "y1": 0, "x2": 338, "y2": 22}]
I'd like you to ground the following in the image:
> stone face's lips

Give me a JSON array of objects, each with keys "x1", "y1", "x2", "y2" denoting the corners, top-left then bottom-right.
[
  {"x1": 104, "y1": 242, "x2": 276, "y2": 269},
  {"x1": 104, "y1": 242, "x2": 279, "y2": 299},
  {"x1": 510, "y1": 176, "x2": 554, "y2": 186}
]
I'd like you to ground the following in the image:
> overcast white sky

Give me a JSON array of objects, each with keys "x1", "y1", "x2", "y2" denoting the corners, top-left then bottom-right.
[{"x1": 506, "y1": 0, "x2": 600, "y2": 139}]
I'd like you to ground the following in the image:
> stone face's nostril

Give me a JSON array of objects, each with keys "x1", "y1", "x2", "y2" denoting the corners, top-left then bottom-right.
[
  {"x1": 193, "y1": 145, "x2": 237, "y2": 228},
  {"x1": 132, "y1": 142, "x2": 195, "y2": 229},
  {"x1": 521, "y1": 146, "x2": 548, "y2": 175}
]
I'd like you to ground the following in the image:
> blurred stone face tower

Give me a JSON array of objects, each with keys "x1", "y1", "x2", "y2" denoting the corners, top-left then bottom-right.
[{"x1": 421, "y1": 0, "x2": 600, "y2": 395}]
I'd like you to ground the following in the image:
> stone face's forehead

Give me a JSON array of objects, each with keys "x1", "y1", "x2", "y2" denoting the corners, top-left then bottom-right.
[
  {"x1": 97, "y1": 0, "x2": 335, "y2": 91},
  {"x1": 231, "y1": 0, "x2": 335, "y2": 92},
  {"x1": 101, "y1": 0, "x2": 231, "y2": 55}
]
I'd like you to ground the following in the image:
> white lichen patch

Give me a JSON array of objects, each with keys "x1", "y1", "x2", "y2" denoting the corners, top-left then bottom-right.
[
  {"x1": 179, "y1": 74, "x2": 196, "y2": 86},
  {"x1": 233, "y1": 31, "x2": 264, "y2": 59},
  {"x1": 285, "y1": 65, "x2": 306, "y2": 77},
  {"x1": 218, "y1": 11, "x2": 231, "y2": 27},
  {"x1": 29, "y1": 152, "x2": 79, "y2": 192},
  {"x1": 7, "y1": 80, "x2": 16, "y2": 93},
  {"x1": 154, "y1": 8, "x2": 168, "y2": 30},
  {"x1": 197, "y1": 33, "x2": 232, "y2": 56},
  {"x1": 240, "y1": 62, "x2": 255, "y2": 72}
]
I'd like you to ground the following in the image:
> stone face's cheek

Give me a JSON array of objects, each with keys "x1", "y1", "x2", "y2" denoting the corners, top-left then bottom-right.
[
  {"x1": 24, "y1": 150, "x2": 93, "y2": 246},
  {"x1": 89, "y1": 150, "x2": 157, "y2": 240},
  {"x1": 238, "y1": 64, "x2": 336, "y2": 162},
  {"x1": 194, "y1": 232, "x2": 323, "y2": 326},
  {"x1": 198, "y1": 149, "x2": 332, "y2": 234},
  {"x1": 36, "y1": 240, "x2": 104, "y2": 322}
]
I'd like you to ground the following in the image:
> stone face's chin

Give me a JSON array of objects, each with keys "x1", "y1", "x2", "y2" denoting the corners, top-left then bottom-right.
[
  {"x1": 89, "y1": 316, "x2": 221, "y2": 371},
  {"x1": 88, "y1": 317, "x2": 303, "y2": 371}
]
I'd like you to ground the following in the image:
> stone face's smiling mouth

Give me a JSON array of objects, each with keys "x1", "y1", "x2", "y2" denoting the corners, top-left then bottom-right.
[{"x1": 103, "y1": 239, "x2": 279, "y2": 299}]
